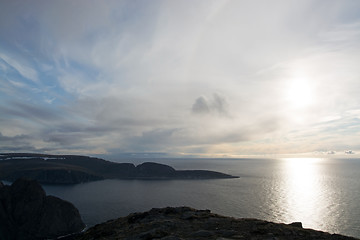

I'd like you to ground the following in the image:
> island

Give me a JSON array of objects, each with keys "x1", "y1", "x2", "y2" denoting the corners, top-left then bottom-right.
[{"x1": 0, "y1": 153, "x2": 238, "y2": 184}]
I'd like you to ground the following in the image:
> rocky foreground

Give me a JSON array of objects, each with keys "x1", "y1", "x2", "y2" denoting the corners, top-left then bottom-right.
[{"x1": 75, "y1": 207, "x2": 359, "y2": 240}]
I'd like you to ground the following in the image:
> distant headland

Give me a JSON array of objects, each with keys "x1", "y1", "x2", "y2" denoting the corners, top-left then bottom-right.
[{"x1": 0, "y1": 153, "x2": 238, "y2": 184}]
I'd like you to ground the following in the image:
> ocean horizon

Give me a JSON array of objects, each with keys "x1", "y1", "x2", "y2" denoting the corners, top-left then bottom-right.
[{"x1": 21, "y1": 157, "x2": 359, "y2": 239}]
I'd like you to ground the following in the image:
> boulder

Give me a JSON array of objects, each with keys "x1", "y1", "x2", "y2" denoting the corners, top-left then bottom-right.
[{"x1": 289, "y1": 222, "x2": 303, "y2": 228}]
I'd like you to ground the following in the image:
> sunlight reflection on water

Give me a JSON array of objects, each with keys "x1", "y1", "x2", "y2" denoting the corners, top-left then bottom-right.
[
  {"x1": 37, "y1": 158, "x2": 360, "y2": 238},
  {"x1": 279, "y1": 158, "x2": 334, "y2": 232},
  {"x1": 280, "y1": 158, "x2": 326, "y2": 228}
]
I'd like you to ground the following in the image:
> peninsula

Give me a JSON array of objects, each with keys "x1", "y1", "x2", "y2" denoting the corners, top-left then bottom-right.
[{"x1": 0, "y1": 153, "x2": 237, "y2": 184}]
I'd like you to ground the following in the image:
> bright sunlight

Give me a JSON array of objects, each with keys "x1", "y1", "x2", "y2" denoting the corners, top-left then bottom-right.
[{"x1": 285, "y1": 78, "x2": 314, "y2": 109}]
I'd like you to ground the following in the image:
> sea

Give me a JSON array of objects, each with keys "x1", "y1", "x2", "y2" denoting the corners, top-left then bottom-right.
[{"x1": 13, "y1": 158, "x2": 360, "y2": 238}]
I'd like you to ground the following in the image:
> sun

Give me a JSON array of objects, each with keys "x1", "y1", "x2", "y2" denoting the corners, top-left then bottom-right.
[{"x1": 285, "y1": 78, "x2": 313, "y2": 109}]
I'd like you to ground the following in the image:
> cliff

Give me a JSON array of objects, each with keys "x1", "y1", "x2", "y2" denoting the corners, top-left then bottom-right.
[
  {"x1": 75, "y1": 207, "x2": 358, "y2": 240},
  {"x1": 0, "y1": 179, "x2": 85, "y2": 240},
  {"x1": 0, "y1": 153, "x2": 237, "y2": 184}
]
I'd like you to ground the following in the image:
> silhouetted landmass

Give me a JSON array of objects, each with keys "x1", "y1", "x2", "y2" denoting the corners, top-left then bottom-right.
[
  {"x1": 73, "y1": 207, "x2": 358, "y2": 240},
  {"x1": 0, "y1": 153, "x2": 237, "y2": 184},
  {"x1": 0, "y1": 178, "x2": 85, "y2": 240}
]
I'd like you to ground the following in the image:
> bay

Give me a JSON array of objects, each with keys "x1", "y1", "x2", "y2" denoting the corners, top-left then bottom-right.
[{"x1": 42, "y1": 158, "x2": 360, "y2": 238}]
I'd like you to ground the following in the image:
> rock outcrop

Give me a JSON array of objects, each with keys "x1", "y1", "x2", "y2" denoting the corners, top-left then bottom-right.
[
  {"x1": 0, "y1": 178, "x2": 85, "y2": 240},
  {"x1": 76, "y1": 207, "x2": 358, "y2": 240},
  {"x1": 0, "y1": 153, "x2": 238, "y2": 184}
]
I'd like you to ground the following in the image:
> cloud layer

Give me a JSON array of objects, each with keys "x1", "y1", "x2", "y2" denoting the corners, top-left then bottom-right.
[{"x1": 1, "y1": 0, "x2": 360, "y2": 157}]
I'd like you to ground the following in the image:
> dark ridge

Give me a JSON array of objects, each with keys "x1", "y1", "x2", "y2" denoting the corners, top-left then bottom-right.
[{"x1": 74, "y1": 206, "x2": 359, "y2": 240}]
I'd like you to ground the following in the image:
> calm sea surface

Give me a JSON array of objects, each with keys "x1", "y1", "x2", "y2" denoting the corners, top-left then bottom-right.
[{"x1": 40, "y1": 158, "x2": 360, "y2": 238}]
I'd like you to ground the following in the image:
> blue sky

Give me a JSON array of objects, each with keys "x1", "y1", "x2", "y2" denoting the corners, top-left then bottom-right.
[{"x1": 1, "y1": 0, "x2": 360, "y2": 157}]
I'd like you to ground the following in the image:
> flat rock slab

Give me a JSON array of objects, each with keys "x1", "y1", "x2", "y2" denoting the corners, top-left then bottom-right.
[{"x1": 76, "y1": 207, "x2": 359, "y2": 240}]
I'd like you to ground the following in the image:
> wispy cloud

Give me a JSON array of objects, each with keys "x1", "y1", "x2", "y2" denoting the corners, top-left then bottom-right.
[
  {"x1": 1, "y1": 0, "x2": 360, "y2": 156},
  {"x1": 0, "y1": 53, "x2": 39, "y2": 83}
]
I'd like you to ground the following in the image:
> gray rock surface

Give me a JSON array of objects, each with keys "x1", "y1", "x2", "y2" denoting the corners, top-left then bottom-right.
[
  {"x1": 0, "y1": 178, "x2": 85, "y2": 240},
  {"x1": 76, "y1": 207, "x2": 359, "y2": 240}
]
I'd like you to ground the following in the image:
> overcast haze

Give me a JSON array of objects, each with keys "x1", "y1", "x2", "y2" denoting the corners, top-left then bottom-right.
[{"x1": 1, "y1": 0, "x2": 360, "y2": 157}]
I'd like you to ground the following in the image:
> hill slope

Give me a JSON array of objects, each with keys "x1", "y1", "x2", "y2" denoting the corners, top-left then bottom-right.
[{"x1": 75, "y1": 207, "x2": 358, "y2": 240}]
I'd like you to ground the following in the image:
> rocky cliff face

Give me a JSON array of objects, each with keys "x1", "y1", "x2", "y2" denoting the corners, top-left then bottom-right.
[
  {"x1": 76, "y1": 207, "x2": 358, "y2": 240},
  {"x1": 0, "y1": 178, "x2": 85, "y2": 240}
]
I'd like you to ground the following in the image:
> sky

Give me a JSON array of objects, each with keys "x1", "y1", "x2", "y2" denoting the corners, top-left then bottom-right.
[{"x1": 0, "y1": 0, "x2": 360, "y2": 158}]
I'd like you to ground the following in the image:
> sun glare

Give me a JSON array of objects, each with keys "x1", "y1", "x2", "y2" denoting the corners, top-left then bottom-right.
[
  {"x1": 285, "y1": 78, "x2": 313, "y2": 109},
  {"x1": 281, "y1": 158, "x2": 325, "y2": 227}
]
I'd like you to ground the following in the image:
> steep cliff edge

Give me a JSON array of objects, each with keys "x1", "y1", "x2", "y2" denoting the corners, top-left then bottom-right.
[
  {"x1": 0, "y1": 179, "x2": 85, "y2": 240},
  {"x1": 75, "y1": 207, "x2": 358, "y2": 240}
]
